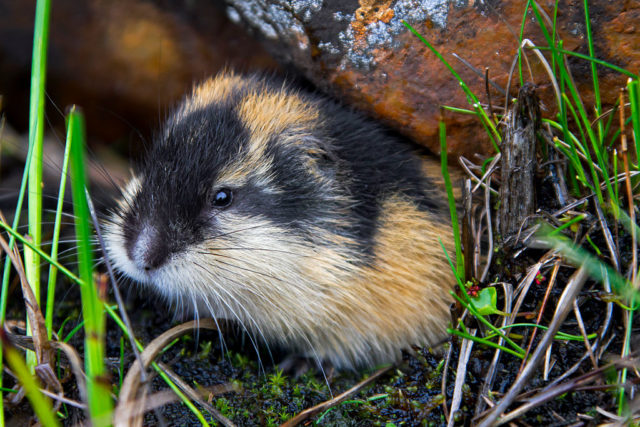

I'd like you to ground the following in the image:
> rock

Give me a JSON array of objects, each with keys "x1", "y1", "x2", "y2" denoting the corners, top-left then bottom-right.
[
  {"x1": 1, "y1": 1, "x2": 637, "y2": 159},
  {"x1": 0, "y1": 0, "x2": 278, "y2": 148},
  {"x1": 224, "y1": 0, "x2": 640, "y2": 158}
]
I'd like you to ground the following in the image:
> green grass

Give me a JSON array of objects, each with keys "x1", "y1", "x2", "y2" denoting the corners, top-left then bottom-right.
[
  {"x1": 403, "y1": 20, "x2": 502, "y2": 154},
  {"x1": 1, "y1": 331, "x2": 60, "y2": 427},
  {"x1": 0, "y1": 1, "x2": 213, "y2": 423},
  {"x1": 0, "y1": 0, "x2": 50, "y2": 424},
  {"x1": 524, "y1": 4, "x2": 639, "y2": 413},
  {"x1": 45, "y1": 117, "x2": 73, "y2": 339},
  {"x1": 24, "y1": 0, "x2": 51, "y2": 373},
  {"x1": 2, "y1": 1, "x2": 638, "y2": 425},
  {"x1": 0, "y1": 133, "x2": 212, "y2": 425},
  {"x1": 67, "y1": 107, "x2": 114, "y2": 424},
  {"x1": 408, "y1": 0, "x2": 639, "y2": 420},
  {"x1": 439, "y1": 118, "x2": 464, "y2": 281}
]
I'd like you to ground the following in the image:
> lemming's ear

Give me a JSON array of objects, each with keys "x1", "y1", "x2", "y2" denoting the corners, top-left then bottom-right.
[{"x1": 299, "y1": 135, "x2": 340, "y2": 180}]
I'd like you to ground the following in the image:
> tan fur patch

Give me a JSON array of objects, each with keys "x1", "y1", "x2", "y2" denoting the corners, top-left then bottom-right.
[
  {"x1": 350, "y1": 196, "x2": 455, "y2": 344},
  {"x1": 215, "y1": 82, "x2": 323, "y2": 189},
  {"x1": 238, "y1": 87, "x2": 317, "y2": 133},
  {"x1": 237, "y1": 88, "x2": 319, "y2": 157},
  {"x1": 183, "y1": 72, "x2": 247, "y2": 114},
  {"x1": 214, "y1": 156, "x2": 274, "y2": 189},
  {"x1": 288, "y1": 196, "x2": 456, "y2": 366}
]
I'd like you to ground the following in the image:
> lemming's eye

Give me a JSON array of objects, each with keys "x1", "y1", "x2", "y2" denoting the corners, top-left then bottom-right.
[{"x1": 212, "y1": 188, "x2": 233, "y2": 208}]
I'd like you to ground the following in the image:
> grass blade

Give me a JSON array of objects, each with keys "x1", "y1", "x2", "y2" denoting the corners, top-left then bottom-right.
[
  {"x1": 67, "y1": 107, "x2": 114, "y2": 425},
  {"x1": 402, "y1": 20, "x2": 501, "y2": 153},
  {"x1": 0, "y1": 217, "x2": 211, "y2": 423},
  {"x1": 0, "y1": 331, "x2": 60, "y2": 427},
  {"x1": 23, "y1": 0, "x2": 52, "y2": 377},
  {"x1": 45, "y1": 121, "x2": 73, "y2": 339},
  {"x1": 530, "y1": 46, "x2": 639, "y2": 79},
  {"x1": 439, "y1": 118, "x2": 464, "y2": 280},
  {"x1": 583, "y1": 0, "x2": 602, "y2": 141},
  {"x1": 24, "y1": 0, "x2": 51, "y2": 364},
  {"x1": 0, "y1": 0, "x2": 50, "y2": 422}
]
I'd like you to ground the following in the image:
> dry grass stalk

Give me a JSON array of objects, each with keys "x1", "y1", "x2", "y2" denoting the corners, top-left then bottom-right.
[{"x1": 114, "y1": 319, "x2": 224, "y2": 427}]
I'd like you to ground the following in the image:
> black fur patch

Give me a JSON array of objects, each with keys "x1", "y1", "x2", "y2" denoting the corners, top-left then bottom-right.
[
  {"x1": 313, "y1": 97, "x2": 447, "y2": 259},
  {"x1": 123, "y1": 102, "x2": 251, "y2": 265}
]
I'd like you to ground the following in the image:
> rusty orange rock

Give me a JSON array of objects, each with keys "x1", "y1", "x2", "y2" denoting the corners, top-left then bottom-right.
[
  {"x1": 1, "y1": 1, "x2": 637, "y2": 160},
  {"x1": 225, "y1": 0, "x2": 639, "y2": 159}
]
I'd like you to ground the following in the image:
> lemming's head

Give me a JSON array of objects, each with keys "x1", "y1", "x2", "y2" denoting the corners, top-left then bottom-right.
[{"x1": 104, "y1": 72, "x2": 355, "y2": 307}]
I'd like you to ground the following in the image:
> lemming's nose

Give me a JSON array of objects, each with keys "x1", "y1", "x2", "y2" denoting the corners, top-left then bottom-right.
[{"x1": 131, "y1": 226, "x2": 169, "y2": 271}]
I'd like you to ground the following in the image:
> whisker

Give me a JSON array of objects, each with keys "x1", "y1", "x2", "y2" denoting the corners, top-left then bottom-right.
[
  {"x1": 191, "y1": 262, "x2": 271, "y2": 374},
  {"x1": 202, "y1": 260, "x2": 277, "y2": 306},
  {"x1": 201, "y1": 258, "x2": 337, "y2": 383},
  {"x1": 205, "y1": 224, "x2": 267, "y2": 241},
  {"x1": 209, "y1": 257, "x2": 294, "y2": 290},
  {"x1": 212, "y1": 257, "x2": 333, "y2": 388},
  {"x1": 197, "y1": 246, "x2": 311, "y2": 257}
]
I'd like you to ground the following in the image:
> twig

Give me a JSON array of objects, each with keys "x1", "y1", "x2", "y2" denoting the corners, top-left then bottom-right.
[
  {"x1": 470, "y1": 154, "x2": 501, "y2": 194},
  {"x1": 85, "y1": 189, "x2": 146, "y2": 382},
  {"x1": 619, "y1": 89, "x2": 637, "y2": 286},
  {"x1": 110, "y1": 390, "x2": 179, "y2": 421},
  {"x1": 521, "y1": 39, "x2": 561, "y2": 109},
  {"x1": 573, "y1": 299, "x2": 597, "y2": 370},
  {"x1": 480, "y1": 176, "x2": 494, "y2": 283},
  {"x1": 50, "y1": 340, "x2": 88, "y2": 408},
  {"x1": 549, "y1": 350, "x2": 603, "y2": 391},
  {"x1": 552, "y1": 136, "x2": 605, "y2": 175},
  {"x1": 594, "y1": 199, "x2": 620, "y2": 271},
  {"x1": 0, "y1": 213, "x2": 51, "y2": 367},
  {"x1": 598, "y1": 334, "x2": 616, "y2": 360},
  {"x1": 158, "y1": 362, "x2": 236, "y2": 427},
  {"x1": 452, "y1": 53, "x2": 506, "y2": 95},
  {"x1": 110, "y1": 383, "x2": 233, "y2": 423},
  {"x1": 459, "y1": 157, "x2": 499, "y2": 196},
  {"x1": 485, "y1": 68, "x2": 497, "y2": 122},
  {"x1": 504, "y1": 51, "x2": 518, "y2": 114},
  {"x1": 511, "y1": 252, "x2": 554, "y2": 315},
  {"x1": 280, "y1": 366, "x2": 392, "y2": 427},
  {"x1": 590, "y1": 102, "x2": 630, "y2": 128},
  {"x1": 114, "y1": 319, "x2": 220, "y2": 427},
  {"x1": 596, "y1": 406, "x2": 626, "y2": 423},
  {"x1": 551, "y1": 197, "x2": 590, "y2": 218},
  {"x1": 520, "y1": 261, "x2": 560, "y2": 373},
  {"x1": 34, "y1": 364, "x2": 62, "y2": 413},
  {"x1": 543, "y1": 126, "x2": 570, "y2": 206},
  {"x1": 441, "y1": 339, "x2": 453, "y2": 422},
  {"x1": 543, "y1": 343, "x2": 554, "y2": 381},
  {"x1": 38, "y1": 388, "x2": 86, "y2": 409},
  {"x1": 463, "y1": 179, "x2": 474, "y2": 281},
  {"x1": 448, "y1": 329, "x2": 475, "y2": 427},
  {"x1": 474, "y1": 209, "x2": 483, "y2": 279}
]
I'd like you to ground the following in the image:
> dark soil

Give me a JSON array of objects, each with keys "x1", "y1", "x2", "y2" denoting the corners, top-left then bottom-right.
[
  {"x1": 1, "y1": 167, "x2": 637, "y2": 426},
  {"x1": 5, "y1": 266, "x2": 629, "y2": 426}
]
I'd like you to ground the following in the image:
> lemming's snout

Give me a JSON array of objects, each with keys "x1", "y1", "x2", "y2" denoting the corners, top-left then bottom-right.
[{"x1": 128, "y1": 225, "x2": 170, "y2": 272}]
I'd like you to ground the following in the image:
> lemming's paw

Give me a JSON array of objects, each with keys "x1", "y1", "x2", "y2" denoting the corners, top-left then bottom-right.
[{"x1": 277, "y1": 354, "x2": 335, "y2": 379}]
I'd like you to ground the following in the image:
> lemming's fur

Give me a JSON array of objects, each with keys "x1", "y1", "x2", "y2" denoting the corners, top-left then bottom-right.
[{"x1": 104, "y1": 72, "x2": 455, "y2": 369}]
